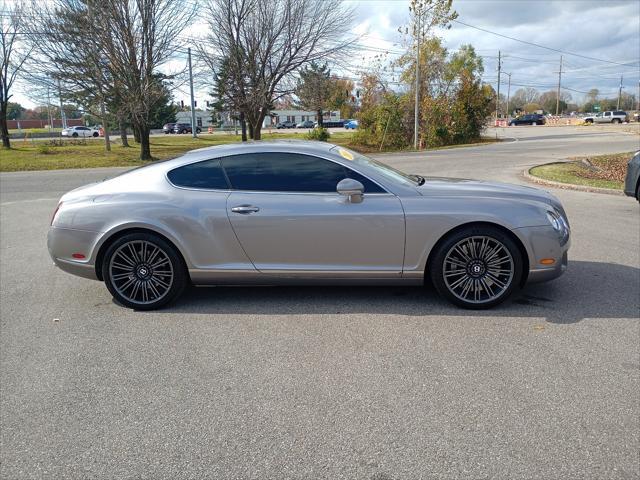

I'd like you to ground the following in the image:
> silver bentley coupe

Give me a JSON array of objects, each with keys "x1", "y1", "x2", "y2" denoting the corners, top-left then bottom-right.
[{"x1": 48, "y1": 141, "x2": 570, "y2": 310}]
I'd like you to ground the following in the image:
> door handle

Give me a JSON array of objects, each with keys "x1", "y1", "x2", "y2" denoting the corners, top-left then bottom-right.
[{"x1": 231, "y1": 205, "x2": 260, "y2": 214}]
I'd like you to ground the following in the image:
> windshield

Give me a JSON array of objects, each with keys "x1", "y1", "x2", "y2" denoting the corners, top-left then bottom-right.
[{"x1": 331, "y1": 146, "x2": 419, "y2": 186}]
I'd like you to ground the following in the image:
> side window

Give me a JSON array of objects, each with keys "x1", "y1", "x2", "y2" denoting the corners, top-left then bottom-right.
[
  {"x1": 167, "y1": 159, "x2": 229, "y2": 190},
  {"x1": 221, "y1": 153, "x2": 385, "y2": 193},
  {"x1": 342, "y1": 167, "x2": 386, "y2": 193}
]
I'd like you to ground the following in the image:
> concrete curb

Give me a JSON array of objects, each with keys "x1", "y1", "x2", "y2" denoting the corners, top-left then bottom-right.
[{"x1": 522, "y1": 163, "x2": 624, "y2": 196}]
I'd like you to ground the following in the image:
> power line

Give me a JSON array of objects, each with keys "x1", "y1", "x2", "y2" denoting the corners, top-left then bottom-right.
[{"x1": 452, "y1": 19, "x2": 639, "y2": 67}]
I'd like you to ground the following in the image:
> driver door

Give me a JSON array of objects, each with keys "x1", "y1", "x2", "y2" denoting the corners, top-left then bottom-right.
[{"x1": 222, "y1": 152, "x2": 405, "y2": 276}]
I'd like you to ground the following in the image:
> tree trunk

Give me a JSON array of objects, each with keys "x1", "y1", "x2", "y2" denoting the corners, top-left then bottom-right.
[
  {"x1": 240, "y1": 112, "x2": 247, "y2": 142},
  {"x1": 0, "y1": 102, "x2": 10, "y2": 149},
  {"x1": 132, "y1": 124, "x2": 141, "y2": 144},
  {"x1": 247, "y1": 120, "x2": 254, "y2": 140},
  {"x1": 252, "y1": 108, "x2": 267, "y2": 140},
  {"x1": 138, "y1": 124, "x2": 152, "y2": 161},
  {"x1": 118, "y1": 118, "x2": 130, "y2": 147},
  {"x1": 317, "y1": 109, "x2": 323, "y2": 128}
]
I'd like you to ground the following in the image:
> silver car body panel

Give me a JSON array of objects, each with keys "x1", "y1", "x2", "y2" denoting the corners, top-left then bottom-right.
[
  {"x1": 48, "y1": 140, "x2": 570, "y2": 286},
  {"x1": 624, "y1": 151, "x2": 640, "y2": 197}
]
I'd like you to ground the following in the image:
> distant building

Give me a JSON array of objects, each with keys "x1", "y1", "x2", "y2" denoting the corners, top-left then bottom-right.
[{"x1": 264, "y1": 110, "x2": 341, "y2": 127}]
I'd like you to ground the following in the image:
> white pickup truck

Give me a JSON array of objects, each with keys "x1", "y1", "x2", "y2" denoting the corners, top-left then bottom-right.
[{"x1": 584, "y1": 111, "x2": 628, "y2": 124}]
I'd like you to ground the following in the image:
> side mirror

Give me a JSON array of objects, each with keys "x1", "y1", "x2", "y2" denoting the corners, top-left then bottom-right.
[{"x1": 337, "y1": 178, "x2": 364, "y2": 203}]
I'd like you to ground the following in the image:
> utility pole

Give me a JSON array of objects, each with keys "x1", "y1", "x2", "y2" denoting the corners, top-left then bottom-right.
[
  {"x1": 57, "y1": 80, "x2": 67, "y2": 129},
  {"x1": 46, "y1": 86, "x2": 53, "y2": 134},
  {"x1": 413, "y1": 8, "x2": 421, "y2": 150},
  {"x1": 188, "y1": 47, "x2": 197, "y2": 139},
  {"x1": 556, "y1": 55, "x2": 562, "y2": 115},
  {"x1": 495, "y1": 50, "x2": 501, "y2": 124},
  {"x1": 504, "y1": 72, "x2": 512, "y2": 120},
  {"x1": 617, "y1": 75, "x2": 623, "y2": 110}
]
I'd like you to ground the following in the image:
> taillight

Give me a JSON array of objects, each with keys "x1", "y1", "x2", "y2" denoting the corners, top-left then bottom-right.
[{"x1": 50, "y1": 202, "x2": 63, "y2": 226}]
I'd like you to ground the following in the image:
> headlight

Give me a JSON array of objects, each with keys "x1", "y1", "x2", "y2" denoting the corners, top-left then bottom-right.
[
  {"x1": 546, "y1": 210, "x2": 562, "y2": 232},
  {"x1": 547, "y1": 209, "x2": 570, "y2": 245}
]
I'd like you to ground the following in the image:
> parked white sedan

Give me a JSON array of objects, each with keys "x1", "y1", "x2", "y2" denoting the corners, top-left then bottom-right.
[{"x1": 61, "y1": 126, "x2": 100, "y2": 138}]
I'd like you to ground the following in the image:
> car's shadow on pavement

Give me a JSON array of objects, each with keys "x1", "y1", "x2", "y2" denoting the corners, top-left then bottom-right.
[{"x1": 157, "y1": 260, "x2": 639, "y2": 324}]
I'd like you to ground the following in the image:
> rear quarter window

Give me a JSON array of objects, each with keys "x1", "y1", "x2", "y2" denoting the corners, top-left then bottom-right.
[{"x1": 167, "y1": 159, "x2": 229, "y2": 190}]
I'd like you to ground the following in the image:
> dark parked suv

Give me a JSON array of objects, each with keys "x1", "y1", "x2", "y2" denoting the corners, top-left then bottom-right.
[
  {"x1": 163, "y1": 123, "x2": 176, "y2": 134},
  {"x1": 509, "y1": 114, "x2": 546, "y2": 126},
  {"x1": 173, "y1": 123, "x2": 202, "y2": 134},
  {"x1": 276, "y1": 121, "x2": 296, "y2": 129}
]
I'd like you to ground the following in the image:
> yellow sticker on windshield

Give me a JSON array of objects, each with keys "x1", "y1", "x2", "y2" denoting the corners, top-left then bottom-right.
[{"x1": 337, "y1": 148, "x2": 354, "y2": 161}]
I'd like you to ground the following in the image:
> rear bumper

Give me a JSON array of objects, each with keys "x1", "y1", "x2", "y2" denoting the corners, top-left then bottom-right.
[{"x1": 48, "y1": 227, "x2": 100, "y2": 280}]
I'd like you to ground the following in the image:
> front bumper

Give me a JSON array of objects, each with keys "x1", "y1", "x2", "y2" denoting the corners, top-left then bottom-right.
[{"x1": 514, "y1": 225, "x2": 570, "y2": 284}]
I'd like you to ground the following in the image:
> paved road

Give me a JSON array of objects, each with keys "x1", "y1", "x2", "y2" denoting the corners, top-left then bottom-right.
[{"x1": 1, "y1": 126, "x2": 639, "y2": 479}]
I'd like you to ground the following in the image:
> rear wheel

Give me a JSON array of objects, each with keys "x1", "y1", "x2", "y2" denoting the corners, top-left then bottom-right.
[
  {"x1": 636, "y1": 181, "x2": 640, "y2": 202},
  {"x1": 430, "y1": 226, "x2": 523, "y2": 309},
  {"x1": 102, "y1": 232, "x2": 187, "y2": 310},
  {"x1": 585, "y1": 119, "x2": 593, "y2": 124},
  {"x1": 612, "y1": 118, "x2": 621, "y2": 124}
]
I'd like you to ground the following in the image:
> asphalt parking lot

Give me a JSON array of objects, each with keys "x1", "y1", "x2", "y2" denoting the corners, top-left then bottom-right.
[{"x1": 1, "y1": 125, "x2": 639, "y2": 479}]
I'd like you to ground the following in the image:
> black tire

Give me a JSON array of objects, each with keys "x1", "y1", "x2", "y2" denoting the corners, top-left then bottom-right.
[
  {"x1": 92, "y1": 132, "x2": 99, "y2": 137},
  {"x1": 636, "y1": 181, "x2": 640, "y2": 202},
  {"x1": 585, "y1": 119, "x2": 593, "y2": 124},
  {"x1": 196, "y1": 128, "x2": 202, "y2": 134},
  {"x1": 181, "y1": 129, "x2": 187, "y2": 134},
  {"x1": 102, "y1": 232, "x2": 187, "y2": 310},
  {"x1": 429, "y1": 225, "x2": 524, "y2": 309},
  {"x1": 72, "y1": 132, "x2": 78, "y2": 137},
  {"x1": 612, "y1": 118, "x2": 621, "y2": 124}
]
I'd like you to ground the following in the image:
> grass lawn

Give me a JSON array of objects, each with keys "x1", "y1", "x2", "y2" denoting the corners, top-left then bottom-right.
[
  {"x1": 0, "y1": 131, "x2": 358, "y2": 172},
  {"x1": 0, "y1": 131, "x2": 500, "y2": 172},
  {"x1": 529, "y1": 152, "x2": 633, "y2": 190}
]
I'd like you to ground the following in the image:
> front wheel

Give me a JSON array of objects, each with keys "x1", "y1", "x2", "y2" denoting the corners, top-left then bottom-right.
[
  {"x1": 430, "y1": 226, "x2": 523, "y2": 309},
  {"x1": 93, "y1": 132, "x2": 99, "y2": 137},
  {"x1": 102, "y1": 233, "x2": 187, "y2": 310}
]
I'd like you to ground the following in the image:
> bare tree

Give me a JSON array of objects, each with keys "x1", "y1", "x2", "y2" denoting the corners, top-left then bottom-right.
[
  {"x1": 203, "y1": 0, "x2": 355, "y2": 140},
  {"x1": 29, "y1": 0, "x2": 195, "y2": 160},
  {"x1": 1, "y1": 1, "x2": 31, "y2": 149}
]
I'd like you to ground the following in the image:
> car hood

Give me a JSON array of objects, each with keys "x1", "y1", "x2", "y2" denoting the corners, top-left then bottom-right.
[{"x1": 417, "y1": 176, "x2": 563, "y2": 210}]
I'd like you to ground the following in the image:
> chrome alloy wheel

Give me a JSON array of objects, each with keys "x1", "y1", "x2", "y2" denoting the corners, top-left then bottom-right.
[
  {"x1": 442, "y1": 236, "x2": 515, "y2": 304},
  {"x1": 108, "y1": 240, "x2": 174, "y2": 305}
]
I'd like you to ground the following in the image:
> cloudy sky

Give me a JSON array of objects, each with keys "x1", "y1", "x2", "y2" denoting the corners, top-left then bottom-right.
[
  {"x1": 345, "y1": 0, "x2": 640, "y2": 103},
  {"x1": 11, "y1": 0, "x2": 640, "y2": 108}
]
